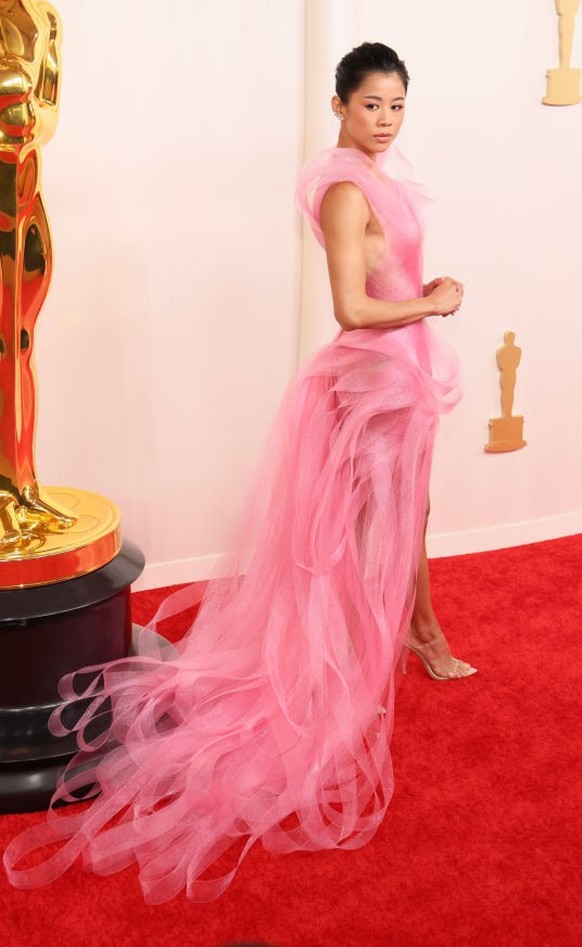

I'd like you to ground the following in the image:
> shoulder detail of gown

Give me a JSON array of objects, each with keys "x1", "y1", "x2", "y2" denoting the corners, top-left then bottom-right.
[{"x1": 296, "y1": 145, "x2": 432, "y2": 250}]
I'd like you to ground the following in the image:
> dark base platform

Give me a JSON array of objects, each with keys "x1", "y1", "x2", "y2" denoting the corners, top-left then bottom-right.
[{"x1": 0, "y1": 539, "x2": 144, "y2": 813}]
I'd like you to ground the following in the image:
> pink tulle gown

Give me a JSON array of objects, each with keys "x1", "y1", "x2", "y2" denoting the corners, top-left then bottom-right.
[{"x1": 4, "y1": 145, "x2": 461, "y2": 903}]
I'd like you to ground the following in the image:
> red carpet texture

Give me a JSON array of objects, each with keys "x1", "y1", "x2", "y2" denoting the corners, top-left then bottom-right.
[{"x1": 2, "y1": 535, "x2": 581, "y2": 947}]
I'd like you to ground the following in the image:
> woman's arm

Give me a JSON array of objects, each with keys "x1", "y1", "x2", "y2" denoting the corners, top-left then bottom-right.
[{"x1": 319, "y1": 182, "x2": 461, "y2": 331}]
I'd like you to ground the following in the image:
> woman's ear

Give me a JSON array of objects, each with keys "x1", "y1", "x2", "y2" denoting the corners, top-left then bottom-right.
[{"x1": 331, "y1": 95, "x2": 343, "y2": 119}]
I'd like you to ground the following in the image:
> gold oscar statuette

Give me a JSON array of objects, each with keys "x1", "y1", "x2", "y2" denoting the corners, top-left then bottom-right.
[
  {"x1": 543, "y1": 0, "x2": 582, "y2": 105},
  {"x1": 485, "y1": 331, "x2": 527, "y2": 453},
  {"x1": 0, "y1": 0, "x2": 120, "y2": 588}
]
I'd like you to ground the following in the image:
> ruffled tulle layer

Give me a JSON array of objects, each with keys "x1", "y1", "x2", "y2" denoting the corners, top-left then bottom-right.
[{"x1": 4, "y1": 316, "x2": 460, "y2": 902}]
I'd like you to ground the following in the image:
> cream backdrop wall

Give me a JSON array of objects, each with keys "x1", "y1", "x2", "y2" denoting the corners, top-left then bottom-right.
[
  {"x1": 34, "y1": 1, "x2": 582, "y2": 590},
  {"x1": 36, "y1": 0, "x2": 305, "y2": 589}
]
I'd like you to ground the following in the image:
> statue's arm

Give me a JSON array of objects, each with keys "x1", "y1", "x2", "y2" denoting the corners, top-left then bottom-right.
[{"x1": 35, "y1": 3, "x2": 61, "y2": 112}]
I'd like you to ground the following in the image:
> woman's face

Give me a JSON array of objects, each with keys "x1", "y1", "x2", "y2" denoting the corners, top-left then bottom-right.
[{"x1": 333, "y1": 71, "x2": 406, "y2": 157}]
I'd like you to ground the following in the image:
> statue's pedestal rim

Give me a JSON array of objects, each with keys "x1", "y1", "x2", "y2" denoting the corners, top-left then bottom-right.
[
  {"x1": 0, "y1": 486, "x2": 121, "y2": 589},
  {"x1": 484, "y1": 440, "x2": 527, "y2": 453},
  {"x1": 0, "y1": 537, "x2": 144, "y2": 621}
]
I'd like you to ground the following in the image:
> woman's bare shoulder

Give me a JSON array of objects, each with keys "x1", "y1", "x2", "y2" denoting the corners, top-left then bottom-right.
[{"x1": 320, "y1": 181, "x2": 370, "y2": 229}]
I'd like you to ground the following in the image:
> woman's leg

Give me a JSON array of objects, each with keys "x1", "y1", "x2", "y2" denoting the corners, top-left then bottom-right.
[{"x1": 408, "y1": 505, "x2": 476, "y2": 679}]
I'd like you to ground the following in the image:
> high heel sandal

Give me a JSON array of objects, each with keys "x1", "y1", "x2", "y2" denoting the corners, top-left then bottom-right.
[{"x1": 401, "y1": 641, "x2": 477, "y2": 681}]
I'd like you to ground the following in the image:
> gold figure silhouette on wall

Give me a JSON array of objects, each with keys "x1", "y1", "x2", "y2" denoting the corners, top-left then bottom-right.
[
  {"x1": 485, "y1": 332, "x2": 527, "y2": 453},
  {"x1": 543, "y1": 0, "x2": 582, "y2": 105}
]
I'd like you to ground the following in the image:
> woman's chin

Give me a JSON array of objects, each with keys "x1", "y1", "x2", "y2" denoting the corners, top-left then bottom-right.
[{"x1": 372, "y1": 137, "x2": 394, "y2": 151}]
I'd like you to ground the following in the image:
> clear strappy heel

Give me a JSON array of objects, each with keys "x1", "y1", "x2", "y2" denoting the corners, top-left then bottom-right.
[{"x1": 401, "y1": 641, "x2": 477, "y2": 680}]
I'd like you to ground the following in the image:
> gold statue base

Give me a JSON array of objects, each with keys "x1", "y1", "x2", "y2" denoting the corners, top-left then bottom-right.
[
  {"x1": 0, "y1": 487, "x2": 121, "y2": 589},
  {"x1": 543, "y1": 68, "x2": 582, "y2": 105},
  {"x1": 485, "y1": 416, "x2": 527, "y2": 453}
]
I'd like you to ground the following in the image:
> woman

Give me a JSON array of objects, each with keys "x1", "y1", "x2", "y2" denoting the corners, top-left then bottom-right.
[
  {"x1": 4, "y1": 42, "x2": 474, "y2": 904},
  {"x1": 315, "y1": 43, "x2": 473, "y2": 681}
]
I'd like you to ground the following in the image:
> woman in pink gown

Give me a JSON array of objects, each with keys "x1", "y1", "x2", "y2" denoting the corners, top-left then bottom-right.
[{"x1": 4, "y1": 42, "x2": 474, "y2": 903}]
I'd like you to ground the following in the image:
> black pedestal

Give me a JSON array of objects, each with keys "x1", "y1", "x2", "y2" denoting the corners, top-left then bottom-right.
[{"x1": 0, "y1": 539, "x2": 144, "y2": 813}]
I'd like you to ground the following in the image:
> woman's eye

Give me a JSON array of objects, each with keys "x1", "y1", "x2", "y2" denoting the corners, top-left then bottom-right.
[
  {"x1": 366, "y1": 104, "x2": 379, "y2": 110},
  {"x1": 391, "y1": 104, "x2": 403, "y2": 112}
]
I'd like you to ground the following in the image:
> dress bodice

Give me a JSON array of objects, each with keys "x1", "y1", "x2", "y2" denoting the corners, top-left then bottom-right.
[
  {"x1": 296, "y1": 145, "x2": 430, "y2": 304},
  {"x1": 296, "y1": 145, "x2": 461, "y2": 408}
]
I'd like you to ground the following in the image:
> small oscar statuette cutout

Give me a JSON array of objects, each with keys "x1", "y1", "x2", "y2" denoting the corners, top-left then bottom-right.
[
  {"x1": 543, "y1": 0, "x2": 582, "y2": 105},
  {"x1": 485, "y1": 331, "x2": 527, "y2": 454}
]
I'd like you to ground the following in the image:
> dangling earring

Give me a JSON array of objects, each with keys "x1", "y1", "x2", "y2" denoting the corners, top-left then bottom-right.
[{"x1": 334, "y1": 112, "x2": 345, "y2": 121}]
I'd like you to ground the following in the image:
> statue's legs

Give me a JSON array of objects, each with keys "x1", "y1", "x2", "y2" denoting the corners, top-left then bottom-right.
[
  {"x1": 500, "y1": 371, "x2": 516, "y2": 419},
  {"x1": 0, "y1": 155, "x2": 75, "y2": 538},
  {"x1": 18, "y1": 183, "x2": 74, "y2": 526},
  {"x1": 559, "y1": 15, "x2": 575, "y2": 70}
]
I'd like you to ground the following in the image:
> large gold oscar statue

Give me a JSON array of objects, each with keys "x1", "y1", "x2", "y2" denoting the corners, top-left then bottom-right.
[
  {"x1": 0, "y1": 0, "x2": 120, "y2": 587},
  {"x1": 543, "y1": 0, "x2": 582, "y2": 105},
  {"x1": 0, "y1": 1, "x2": 143, "y2": 814}
]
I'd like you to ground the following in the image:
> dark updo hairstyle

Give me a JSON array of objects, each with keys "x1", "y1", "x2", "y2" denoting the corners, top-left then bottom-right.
[{"x1": 335, "y1": 42, "x2": 410, "y2": 103}]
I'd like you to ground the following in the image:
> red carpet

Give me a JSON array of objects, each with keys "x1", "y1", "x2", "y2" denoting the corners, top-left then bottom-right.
[{"x1": 2, "y1": 535, "x2": 581, "y2": 947}]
